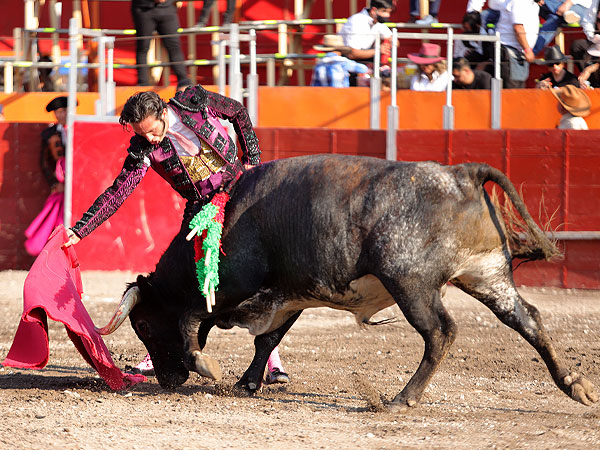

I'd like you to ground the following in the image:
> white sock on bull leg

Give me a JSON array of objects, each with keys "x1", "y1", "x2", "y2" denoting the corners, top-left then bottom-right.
[{"x1": 267, "y1": 346, "x2": 284, "y2": 373}]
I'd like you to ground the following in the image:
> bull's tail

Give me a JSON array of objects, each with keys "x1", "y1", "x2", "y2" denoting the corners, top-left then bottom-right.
[{"x1": 468, "y1": 163, "x2": 561, "y2": 262}]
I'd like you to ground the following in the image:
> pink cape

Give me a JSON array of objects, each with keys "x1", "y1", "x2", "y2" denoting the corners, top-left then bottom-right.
[{"x1": 3, "y1": 225, "x2": 146, "y2": 390}]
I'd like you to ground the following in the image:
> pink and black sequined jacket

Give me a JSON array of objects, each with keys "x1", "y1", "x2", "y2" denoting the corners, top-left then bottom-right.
[{"x1": 71, "y1": 85, "x2": 260, "y2": 239}]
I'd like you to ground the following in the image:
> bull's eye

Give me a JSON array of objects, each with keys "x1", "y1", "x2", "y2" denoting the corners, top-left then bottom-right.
[{"x1": 136, "y1": 320, "x2": 151, "y2": 338}]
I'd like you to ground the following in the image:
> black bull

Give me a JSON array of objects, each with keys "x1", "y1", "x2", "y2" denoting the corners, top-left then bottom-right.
[{"x1": 105, "y1": 154, "x2": 597, "y2": 409}]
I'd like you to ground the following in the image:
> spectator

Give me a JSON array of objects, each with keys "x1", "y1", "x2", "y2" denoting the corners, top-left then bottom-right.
[
  {"x1": 551, "y1": 84, "x2": 591, "y2": 129},
  {"x1": 466, "y1": 0, "x2": 502, "y2": 28},
  {"x1": 410, "y1": 0, "x2": 442, "y2": 24},
  {"x1": 340, "y1": 0, "x2": 393, "y2": 63},
  {"x1": 42, "y1": 96, "x2": 70, "y2": 178},
  {"x1": 195, "y1": 0, "x2": 235, "y2": 27},
  {"x1": 452, "y1": 57, "x2": 492, "y2": 89},
  {"x1": 532, "y1": 0, "x2": 591, "y2": 55},
  {"x1": 311, "y1": 35, "x2": 369, "y2": 87},
  {"x1": 577, "y1": 42, "x2": 600, "y2": 88},
  {"x1": 496, "y1": 0, "x2": 541, "y2": 88},
  {"x1": 536, "y1": 46, "x2": 579, "y2": 88},
  {"x1": 570, "y1": 0, "x2": 600, "y2": 73},
  {"x1": 24, "y1": 96, "x2": 73, "y2": 256},
  {"x1": 408, "y1": 43, "x2": 449, "y2": 91},
  {"x1": 454, "y1": 11, "x2": 487, "y2": 65},
  {"x1": 131, "y1": 0, "x2": 191, "y2": 89}
]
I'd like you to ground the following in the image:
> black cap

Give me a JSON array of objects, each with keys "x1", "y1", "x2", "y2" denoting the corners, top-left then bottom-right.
[{"x1": 46, "y1": 96, "x2": 68, "y2": 112}]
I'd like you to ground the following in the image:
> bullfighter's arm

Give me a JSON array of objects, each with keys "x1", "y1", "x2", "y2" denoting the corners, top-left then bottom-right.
[
  {"x1": 205, "y1": 91, "x2": 261, "y2": 166},
  {"x1": 70, "y1": 154, "x2": 148, "y2": 239}
]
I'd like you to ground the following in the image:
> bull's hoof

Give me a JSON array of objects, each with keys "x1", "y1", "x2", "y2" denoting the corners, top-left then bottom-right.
[
  {"x1": 563, "y1": 372, "x2": 599, "y2": 406},
  {"x1": 233, "y1": 380, "x2": 260, "y2": 396},
  {"x1": 388, "y1": 393, "x2": 419, "y2": 412},
  {"x1": 186, "y1": 350, "x2": 222, "y2": 381}
]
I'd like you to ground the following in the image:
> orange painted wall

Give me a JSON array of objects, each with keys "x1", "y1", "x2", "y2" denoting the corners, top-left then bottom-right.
[{"x1": 3, "y1": 87, "x2": 600, "y2": 130}]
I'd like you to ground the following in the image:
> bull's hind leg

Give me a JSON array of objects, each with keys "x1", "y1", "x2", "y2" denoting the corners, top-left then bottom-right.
[
  {"x1": 454, "y1": 257, "x2": 598, "y2": 406},
  {"x1": 236, "y1": 311, "x2": 302, "y2": 393},
  {"x1": 381, "y1": 279, "x2": 458, "y2": 410}
]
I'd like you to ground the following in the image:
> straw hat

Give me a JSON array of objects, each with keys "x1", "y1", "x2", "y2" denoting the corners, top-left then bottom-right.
[
  {"x1": 407, "y1": 43, "x2": 444, "y2": 65},
  {"x1": 313, "y1": 34, "x2": 350, "y2": 53},
  {"x1": 551, "y1": 85, "x2": 591, "y2": 117}
]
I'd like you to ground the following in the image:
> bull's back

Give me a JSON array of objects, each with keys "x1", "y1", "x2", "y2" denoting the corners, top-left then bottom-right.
[{"x1": 221, "y1": 155, "x2": 494, "y2": 285}]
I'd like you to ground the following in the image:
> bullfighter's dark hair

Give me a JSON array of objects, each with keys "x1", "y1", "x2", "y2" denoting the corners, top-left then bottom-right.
[
  {"x1": 369, "y1": 0, "x2": 394, "y2": 10},
  {"x1": 119, "y1": 91, "x2": 168, "y2": 129}
]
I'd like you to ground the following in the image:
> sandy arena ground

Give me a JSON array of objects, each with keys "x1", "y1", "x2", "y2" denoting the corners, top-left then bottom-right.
[{"x1": 0, "y1": 270, "x2": 599, "y2": 450}]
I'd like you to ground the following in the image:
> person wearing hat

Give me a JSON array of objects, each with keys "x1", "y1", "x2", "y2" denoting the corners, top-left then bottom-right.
[
  {"x1": 407, "y1": 43, "x2": 449, "y2": 92},
  {"x1": 551, "y1": 84, "x2": 591, "y2": 129},
  {"x1": 41, "y1": 96, "x2": 70, "y2": 190},
  {"x1": 310, "y1": 35, "x2": 369, "y2": 87},
  {"x1": 339, "y1": 0, "x2": 393, "y2": 64},
  {"x1": 536, "y1": 46, "x2": 579, "y2": 89},
  {"x1": 577, "y1": 40, "x2": 600, "y2": 89}
]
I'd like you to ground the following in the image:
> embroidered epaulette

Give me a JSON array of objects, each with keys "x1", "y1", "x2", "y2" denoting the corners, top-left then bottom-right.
[{"x1": 170, "y1": 85, "x2": 209, "y2": 114}]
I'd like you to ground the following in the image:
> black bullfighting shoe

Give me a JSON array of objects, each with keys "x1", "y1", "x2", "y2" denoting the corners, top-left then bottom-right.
[{"x1": 264, "y1": 368, "x2": 290, "y2": 385}]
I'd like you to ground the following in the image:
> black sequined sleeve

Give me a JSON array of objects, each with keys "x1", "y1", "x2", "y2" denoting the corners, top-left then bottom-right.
[
  {"x1": 206, "y1": 91, "x2": 261, "y2": 166},
  {"x1": 71, "y1": 154, "x2": 148, "y2": 239}
]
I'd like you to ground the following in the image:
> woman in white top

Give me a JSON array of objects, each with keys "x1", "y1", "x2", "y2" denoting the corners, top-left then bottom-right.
[{"x1": 408, "y1": 43, "x2": 450, "y2": 92}]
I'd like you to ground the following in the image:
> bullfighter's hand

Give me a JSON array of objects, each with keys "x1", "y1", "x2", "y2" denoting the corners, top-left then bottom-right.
[
  {"x1": 244, "y1": 164, "x2": 256, "y2": 170},
  {"x1": 62, "y1": 228, "x2": 80, "y2": 248}
]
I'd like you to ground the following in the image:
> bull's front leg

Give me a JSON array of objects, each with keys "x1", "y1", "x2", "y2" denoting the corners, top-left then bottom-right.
[
  {"x1": 180, "y1": 311, "x2": 222, "y2": 381},
  {"x1": 236, "y1": 311, "x2": 302, "y2": 392}
]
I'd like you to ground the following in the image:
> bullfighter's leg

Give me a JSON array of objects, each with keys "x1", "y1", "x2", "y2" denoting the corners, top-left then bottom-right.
[
  {"x1": 453, "y1": 260, "x2": 598, "y2": 406},
  {"x1": 381, "y1": 279, "x2": 458, "y2": 411},
  {"x1": 235, "y1": 311, "x2": 302, "y2": 392},
  {"x1": 180, "y1": 312, "x2": 222, "y2": 381}
]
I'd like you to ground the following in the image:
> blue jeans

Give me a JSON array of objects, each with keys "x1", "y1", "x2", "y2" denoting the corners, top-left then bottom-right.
[
  {"x1": 532, "y1": 1, "x2": 587, "y2": 55},
  {"x1": 410, "y1": 0, "x2": 442, "y2": 17}
]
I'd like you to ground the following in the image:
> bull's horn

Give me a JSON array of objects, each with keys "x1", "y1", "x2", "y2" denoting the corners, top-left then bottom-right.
[{"x1": 95, "y1": 286, "x2": 141, "y2": 335}]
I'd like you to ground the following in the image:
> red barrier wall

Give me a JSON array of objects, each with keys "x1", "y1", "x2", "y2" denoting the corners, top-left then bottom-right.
[{"x1": 1, "y1": 123, "x2": 598, "y2": 288}]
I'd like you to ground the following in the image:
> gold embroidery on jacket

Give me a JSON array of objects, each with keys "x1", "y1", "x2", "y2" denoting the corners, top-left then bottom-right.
[{"x1": 179, "y1": 141, "x2": 227, "y2": 182}]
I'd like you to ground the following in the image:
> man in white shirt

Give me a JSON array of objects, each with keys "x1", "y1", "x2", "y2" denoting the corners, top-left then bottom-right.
[
  {"x1": 340, "y1": 0, "x2": 393, "y2": 62},
  {"x1": 496, "y1": 0, "x2": 541, "y2": 87}
]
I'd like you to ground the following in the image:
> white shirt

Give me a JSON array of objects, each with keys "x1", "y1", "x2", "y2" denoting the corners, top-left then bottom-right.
[
  {"x1": 582, "y1": 0, "x2": 600, "y2": 41},
  {"x1": 497, "y1": 0, "x2": 540, "y2": 50},
  {"x1": 467, "y1": 0, "x2": 506, "y2": 11},
  {"x1": 340, "y1": 8, "x2": 392, "y2": 51},
  {"x1": 558, "y1": 114, "x2": 589, "y2": 130},
  {"x1": 166, "y1": 106, "x2": 202, "y2": 156},
  {"x1": 410, "y1": 70, "x2": 449, "y2": 92}
]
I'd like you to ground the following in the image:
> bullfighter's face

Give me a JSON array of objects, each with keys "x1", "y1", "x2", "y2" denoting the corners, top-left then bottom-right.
[
  {"x1": 127, "y1": 276, "x2": 190, "y2": 389},
  {"x1": 131, "y1": 108, "x2": 168, "y2": 145}
]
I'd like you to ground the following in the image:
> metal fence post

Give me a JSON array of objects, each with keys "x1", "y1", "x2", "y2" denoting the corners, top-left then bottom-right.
[
  {"x1": 64, "y1": 17, "x2": 79, "y2": 228},
  {"x1": 386, "y1": 28, "x2": 398, "y2": 161},
  {"x1": 247, "y1": 29, "x2": 259, "y2": 125},
  {"x1": 370, "y1": 33, "x2": 381, "y2": 130},
  {"x1": 443, "y1": 28, "x2": 454, "y2": 130}
]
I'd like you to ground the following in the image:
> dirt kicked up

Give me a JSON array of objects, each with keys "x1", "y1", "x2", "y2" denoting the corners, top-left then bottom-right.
[{"x1": 1, "y1": 270, "x2": 599, "y2": 450}]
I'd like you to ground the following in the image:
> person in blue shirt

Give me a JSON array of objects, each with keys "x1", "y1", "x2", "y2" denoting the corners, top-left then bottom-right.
[{"x1": 311, "y1": 35, "x2": 369, "y2": 87}]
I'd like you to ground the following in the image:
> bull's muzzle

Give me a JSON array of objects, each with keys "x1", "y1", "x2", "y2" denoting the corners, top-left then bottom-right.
[{"x1": 95, "y1": 286, "x2": 141, "y2": 335}]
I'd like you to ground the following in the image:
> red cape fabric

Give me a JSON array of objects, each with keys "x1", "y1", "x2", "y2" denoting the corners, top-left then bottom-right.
[{"x1": 3, "y1": 225, "x2": 146, "y2": 390}]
